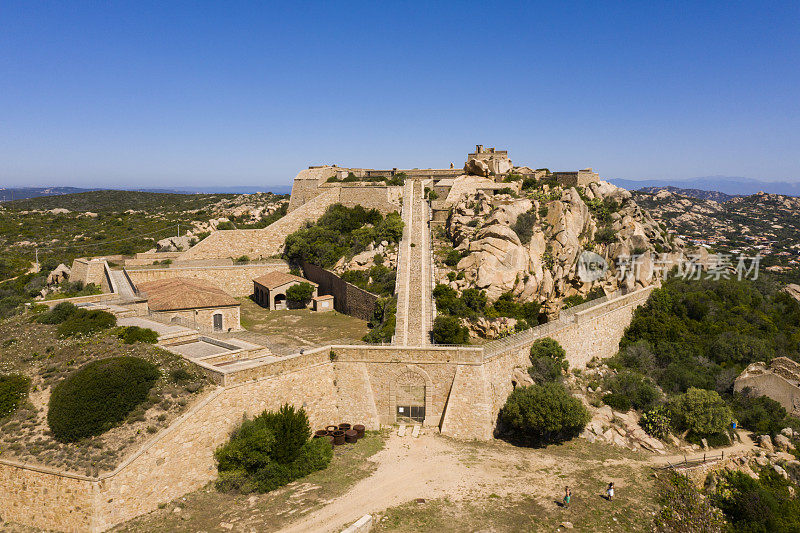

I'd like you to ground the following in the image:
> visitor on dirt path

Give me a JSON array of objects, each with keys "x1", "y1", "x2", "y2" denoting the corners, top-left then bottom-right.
[
  {"x1": 563, "y1": 486, "x2": 571, "y2": 508},
  {"x1": 606, "y1": 482, "x2": 614, "y2": 501}
]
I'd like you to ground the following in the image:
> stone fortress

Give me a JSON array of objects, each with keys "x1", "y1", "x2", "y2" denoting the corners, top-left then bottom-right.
[{"x1": 1, "y1": 146, "x2": 649, "y2": 532}]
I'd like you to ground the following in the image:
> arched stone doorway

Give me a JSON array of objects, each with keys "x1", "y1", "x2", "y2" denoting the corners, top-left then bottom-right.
[{"x1": 390, "y1": 366, "x2": 433, "y2": 425}]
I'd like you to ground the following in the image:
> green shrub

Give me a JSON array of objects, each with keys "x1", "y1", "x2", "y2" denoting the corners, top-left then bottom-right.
[
  {"x1": 511, "y1": 210, "x2": 537, "y2": 244},
  {"x1": 490, "y1": 292, "x2": 542, "y2": 324},
  {"x1": 286, "y1": 282, "x2": 315, "y2": 305},
  {"x1": 602, "y1": 393, "x2": 632, "y2": 412},
  {"x1": 527, "y1": 338, "x2": 568, "y2": 384},
  {"x1": 669, "y1": 387, "x2": 733, "y2": 444},
  {"x1": 36, "y1": 302, "x2": 77, "y2": 324},
  {"x1": 115, "y1": 326, "x2": 159, "y2": 344},
  {"x1": 529, "y1": 338, "x2": 567, "y2": 361},
  {"x1": 640, "y1": 405, "x2": 672, "y2": 440},
  {"x1": 432, "y1": 315, "x2": 469, "y2": 345},
  {"x1": 363, "y1": 297, "x2": 396, "y2": 343},
  {"x1": 711, "y1": 468, "x2": 800, "y2": 532},
  {"x1": 730, "y1": 389, "x2": 795, "y2": 437},
  {"x1": 56, "y1": 309, "x2": 116, "y2": 338},
  {"x1": 47, "y1": 356, "x2": 160, "y2": 442},
  {"x1": 0, "y1": 374, "x2": 31, "y2": 418},
  {"x1": 215, "y1": 404, "x2": 332, "y2": 493},
  {"x1": 169, "y1": 368, "x2": 193, "y2": 383},
  {"x1": 499, "y1": 382, "x2": 590, "y2": 445},
  {"x1": 602, "y1": 371, "x2": 662, "y2": 412},
  {"x1": 653, "y1": 471, "x2": 726, "y2": 533},
  {"x1": 443, "y1": 249, "x2": 462, "y2": 267},
  {"x1": 595, "y1": 226, "x2": 616, "y2": 244}
]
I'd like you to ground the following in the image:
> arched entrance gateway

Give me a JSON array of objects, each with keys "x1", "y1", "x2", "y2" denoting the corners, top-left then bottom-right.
[{"x1": 390, "y1": 366, "x2": 433, "y2": 425}]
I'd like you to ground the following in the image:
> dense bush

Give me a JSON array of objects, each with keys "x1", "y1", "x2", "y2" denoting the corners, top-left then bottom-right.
[
  {"x1": 286, "y1": 282, "x2": 315, "y2": 305},
  {"x1": 283, "y1": 204, "x2": 403, "y2": 268},
  {"x1": 115, "y1": 326, "x2": 159, "y2": 344},
  {"x1": 730, "y1": 389, "x2": 796, "y2": 437},
  {"x1": 668, "y1": 388, "x2": 733, "y2": 445},
  {"x1": 602, "y1": 371, "x2": 662, "y2": 412},
  {"x1": 712, "y1": 468, "x2": 800, "y2": 532},
  {"x1": 432, "y1": 315, "x2": 469, "y2": 345},
  {"x1": 640, "y1": 405, "x2": 672, "y2": 440},
  {"x1": 36, "y1": 301, "x2": 77, "y2": 324},
  {"x1": 499, "y1": 382, "x2": 590, "y2": 445},
  {"x1": 511, "y1": 209, "x2": 537, "y2": 244},
  {"x1": 56, "y1": 309, "x2": 116, "y2": 338},
  {"x1": 47, "y1": 356, "x2": 160, "y2": 442},
  {"x1": 363, "y1": 297, "x2": 396, "y2": 343},
  {"x1": 616, "y1": 277, "x2": 800, "y2": 395},
  {"x1": 341, "y1": 265, "x2": 396, "y2": 297},
  {"x1": 489, "y1": 292, "x2": 542, "y2": 325},
  {"x1": 0, "y1": 374, "x2": 31, "y2": 418},
  {"x1": 443, "y1": 249, "x2": 462, "y2": 267},
  {"x1": 215, "y1": 404, "x2": 333, "y2": 493},
  {"x1": 527, "y1": 338, "x2": 568, "y2": 384}
]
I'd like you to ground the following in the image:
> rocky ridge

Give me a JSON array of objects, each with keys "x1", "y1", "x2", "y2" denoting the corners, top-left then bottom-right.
[{"x1": 441, "y1": 179, "x2": 685, "y2": 309}]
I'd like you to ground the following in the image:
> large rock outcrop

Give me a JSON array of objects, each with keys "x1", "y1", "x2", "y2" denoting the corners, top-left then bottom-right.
[{"x1": 444, "y1": 181, "x2": 684, "y2": 305}]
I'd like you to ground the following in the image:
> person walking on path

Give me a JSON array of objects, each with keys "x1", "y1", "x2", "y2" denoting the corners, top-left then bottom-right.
[
  {"x1": 563, "y1": 486, "x2": 571, "y2": 508},
  {"x1": 606, "y1": 482, "x2": 614, "y2": 501}
]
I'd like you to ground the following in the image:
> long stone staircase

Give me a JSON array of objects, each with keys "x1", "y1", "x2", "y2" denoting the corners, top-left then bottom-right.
[{"x1": 394, "y1": 180, "x2": 433, "y2": 346}]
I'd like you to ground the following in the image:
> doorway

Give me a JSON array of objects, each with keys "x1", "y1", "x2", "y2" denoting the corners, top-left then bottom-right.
[
  {"x1": 213, "y1": 313, "x2": 223, "y2": 331},
  {"x1": 396, "y1": 383, "x2": 425, "y2": 424}
]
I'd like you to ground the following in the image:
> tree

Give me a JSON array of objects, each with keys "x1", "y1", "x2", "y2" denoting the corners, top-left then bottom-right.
[
  {"x1": 286, "y1": 282, "x2": 315, "y2": 305},
  {"x1": 669, "y1": 387, "x2": 733, "y2": 443},
  {"x1": 432, "y1": 315, "x2": 469, "y2": 345},
  {"x1": 527, "y1": 338, "x2": 568, "y2": 384},
  {"x1": 215, "y1": 404, "x2": 332, "y2": 493},
  {"x1": 498, "y1": 382, "x2": 590, "y2": 444}
]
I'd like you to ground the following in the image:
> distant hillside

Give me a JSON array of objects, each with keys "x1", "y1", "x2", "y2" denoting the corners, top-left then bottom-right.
[
  {"x1": 611, "y1": 176, "x2": 800, "y2": 197},
  {"x1": 637, "y1": 186, "x2": 738, "y2": 202},
  {"x1": 0, "y1": 185, "x2": 292, "y2": 202}
]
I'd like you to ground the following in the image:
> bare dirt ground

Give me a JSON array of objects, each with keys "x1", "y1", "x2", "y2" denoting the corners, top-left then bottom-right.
[
  {"x1": 280, "y1": 431, "x2": 658, "y2": 533},
  {"x1": 233, "y1": 298, "x2": 368, "y2": 354}
]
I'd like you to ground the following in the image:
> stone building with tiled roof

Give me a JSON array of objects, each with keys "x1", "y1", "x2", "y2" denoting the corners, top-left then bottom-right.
[
  {"x1": 137, "y1": 277, "x2": 242, "y2": 333},
  {"x1": 253, "y1": 271, "x2": 318, "y2": 310}
]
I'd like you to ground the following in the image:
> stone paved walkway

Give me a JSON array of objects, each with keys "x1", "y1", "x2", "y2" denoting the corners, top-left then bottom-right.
[{"x1": 394, "y1": 179, "x2": 432, "y2": 346}]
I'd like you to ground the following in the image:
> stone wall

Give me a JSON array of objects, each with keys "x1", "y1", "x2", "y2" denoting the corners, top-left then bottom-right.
[
  {"x1": 480, "y1": 287, "x2": 654, "y2": 428},
  {"x1": 179, "y1": 188, "x2": 341, "y2": 261},
  {"x1": 0, "y1": 460, "x2": 95, "y2": 531},
  {"x1": 126, "y1": 262, "x2": 289, "y2": 297},
  {"x1": 70, "y1": 258, "x2": 112, "y2": 292},
  {"x1": 302, "y1": 262, "x2": 380, "y2": 321},
  {"x1": 150, "y1": 305, "x2": 242, "y2": 333},
  {"x1": 734, "y1": 372, "x2": 800, "y2": 416}
]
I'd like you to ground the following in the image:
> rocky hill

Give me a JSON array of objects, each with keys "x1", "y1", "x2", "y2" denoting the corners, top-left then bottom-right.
[
  {"x1": 436, "y1": 178, "x2": 685, "y2": 316},
  {"x1": 637, "y1": 186, "x2": 739, "y2": 202},
  {"x1": 633, "y1": 189, "x2": 800, "y2": 282}
]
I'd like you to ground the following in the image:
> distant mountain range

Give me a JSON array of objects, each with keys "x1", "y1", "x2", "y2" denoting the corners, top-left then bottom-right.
[
  {"x1": 609, "y1": 176, "x2": 800, "y2": 197},
  {"x1": 0, "y1": 185, "x2": 293, "y2": 202}
]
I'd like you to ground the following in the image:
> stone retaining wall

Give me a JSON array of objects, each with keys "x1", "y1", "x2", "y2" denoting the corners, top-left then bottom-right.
[
  {"x1": 126, "y1": 262, "x2": 289, "y2": 297},
  {"x1": 301, "y1": 262, "x2": 380, "y2": 321}
]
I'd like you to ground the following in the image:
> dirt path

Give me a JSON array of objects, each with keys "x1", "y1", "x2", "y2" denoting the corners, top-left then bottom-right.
[
  {"x1": 649, "y1": 430, "x2": 756, "y2": 467},
  {"x1": 277, "y1": 431, "x2": 641, "y2": 533}
]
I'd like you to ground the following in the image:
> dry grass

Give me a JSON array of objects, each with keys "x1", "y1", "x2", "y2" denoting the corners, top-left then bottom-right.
[
  {"x1": 238, "y1": 298, "x2": 368, "y2": 350},
  {"x1": 0, "y1": 313, "x2": 212, "y2": 476}
]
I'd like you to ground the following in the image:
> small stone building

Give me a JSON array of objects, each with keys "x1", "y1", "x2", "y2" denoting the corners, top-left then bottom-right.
[
  {"x1": 312, "y1": 294, "x2": 334, "y2": 312},
  {"x1": 253, "y1": 271, "x2": 318, "y2": 310},
  {"x1": 467, "y1": 145, "x2": 513, "y2": 175},
  {"x1": 137, "y1": 277, "x2": 241, "y2": 333},
  {"x1": 734, "y1": 357, "x2": 800, "y2": 416}
]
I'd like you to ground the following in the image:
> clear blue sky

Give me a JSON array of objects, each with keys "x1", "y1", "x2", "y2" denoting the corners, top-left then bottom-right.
[{"x1": 1, "y1": 1, "x2": 798, "y2": 188}]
